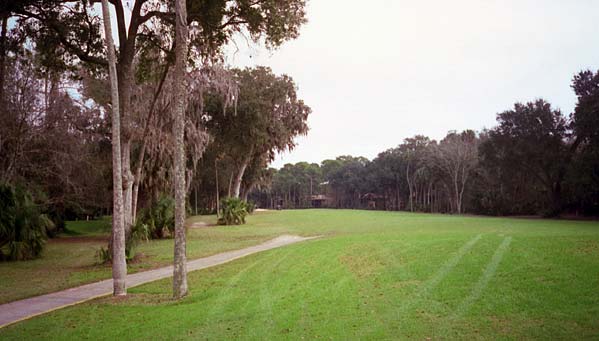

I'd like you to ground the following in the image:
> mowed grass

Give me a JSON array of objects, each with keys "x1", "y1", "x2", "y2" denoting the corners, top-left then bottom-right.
[
  {"x1": 1, "y1": 209, "x2": 599, "y2": 339},
  {"x1": 0, "y1": 213, "x2": 300, "y2": 304}
]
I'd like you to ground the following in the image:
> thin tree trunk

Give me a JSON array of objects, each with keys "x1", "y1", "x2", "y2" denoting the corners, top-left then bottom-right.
[
  {"x1": 0, "y1": 13, "x2": 7, "y2": 105},
  {"x1": 395, "y1": 175, "x2": 400, "y2": 211},
  {"x1": 215, "y1": 158, "x2": 220, "y2": 216},
  {"x1": 454, "y1": 172, "x2": 460, "y2": 214},
  {"x1": 101, "y1": 0, "x2": 126, "y2": 296},
  {"x1": 116, "y1": 43, "x2": 136, "y2": 236},
  {"x1": 227, "y1": 171, "x2": 233, "y2": 197},
  {"x1": 122, "y1": 145, "x2": 134, "y2": 231},
  {"x1": 172, "y1": 0, "x2": 189, "y2": 299},
  {"x1": 406, "y1": 163, "x2": 414, "y2": 212}
]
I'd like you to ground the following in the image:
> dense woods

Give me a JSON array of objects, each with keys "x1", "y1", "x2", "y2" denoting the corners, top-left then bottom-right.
[{"x1": 248, "y1": 83, "x2": 599, "y2": 218}]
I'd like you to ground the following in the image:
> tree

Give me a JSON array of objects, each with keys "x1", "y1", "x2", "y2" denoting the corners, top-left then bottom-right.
[
  {"x1": 172, "y1": 0, "x2": 188, "y2": 299},
  {"x1": 322, "y1": 156, "x2": 370, "y2": 208},
  {"x1": 399, "y1": 136, "x2": 432, "y2": 212},
  {"x1": 568, "y1": 70, "x2": 599, "y2": 214},
  {"x1": 205, "y1": 67, "x2": 310, "y2": 199},
  {"x1": 480, "y1": 100, "x2": 570, "y2": 216},
  {"x1": 429, "y1": 130, "x2": 478, "y2": 214},
  {"x1": 370, "y1": 150, "x2": 401, "y2": 210},
  {"x1": 100, "y1": 0, "x2": 126, "y2": 296}
]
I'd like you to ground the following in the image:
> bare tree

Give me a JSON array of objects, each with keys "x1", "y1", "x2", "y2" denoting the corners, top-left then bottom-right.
[
  {"x1": 100, "y1": 0, "x2": 127, "y2": 296},
  {"x1": 172, "y1": 0, "x2": 188, "y2": 299},
  {"x1": 429, "y1": 130, "x2": 478, "y2": 214}
]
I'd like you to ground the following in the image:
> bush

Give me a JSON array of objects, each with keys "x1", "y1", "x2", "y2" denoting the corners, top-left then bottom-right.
[
  {"x1": 246, "y1": 200, "x2": 256, "y2": 214},
  {"x1": 217, "y1": 197, "x2": 248, "y2": 225},
  {"x1": 0, "y1": 183, "x2": 53, "y2": 261},
  {"x1": 138, "y1": 194, "x2": 175, "y2": 239},
  {"x1": 95, "y1": 221, "x2": 151, "y2": 264}
]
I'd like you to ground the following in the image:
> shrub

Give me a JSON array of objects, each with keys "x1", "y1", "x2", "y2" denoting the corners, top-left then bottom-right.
[
  {"x1": 217, "y1": 197, "x2": 248, "y2": 225},
  {"x1": 95, "y1": 246, "x2": 111, "y2": 264},
  {"x1": 246, "y1": 200, "x2": 256, "y2": 214},
  {"x1": 126, "y1": 220, "x2": 150, "y2": 260},
  {"x1": 138, "y1": 194, "x2": 175, "y2": 239},
  {"x1": 95, "y1": 221, "x2": 151, "y2": 264},
  {"x1": 0, "y1": 183, "x2": 53, "y2": 261}
]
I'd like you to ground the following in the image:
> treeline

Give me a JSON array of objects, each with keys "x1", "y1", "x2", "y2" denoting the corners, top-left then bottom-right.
[{"x1": 248, "y1": 72, "x2": 599, "y2": 217}]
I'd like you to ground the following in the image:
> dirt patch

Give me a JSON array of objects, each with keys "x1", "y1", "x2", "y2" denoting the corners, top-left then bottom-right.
[
  {"x1": 128, "y1": 252, "x2": 150, "y2": 264},
  {"x1": 392, "y1": 279, "x2": 421, "y2": 288},
  {"x1": 572, "y1": 240, "x2": 599, "y2": 256},
  {"x1": 188, "y1": 221, "x2": 216, "y2": 229}
]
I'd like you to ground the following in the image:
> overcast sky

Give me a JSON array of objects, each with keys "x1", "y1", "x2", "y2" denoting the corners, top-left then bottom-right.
[{"x1": 224, "y1": 0, "x2": 599, "y2": 168}]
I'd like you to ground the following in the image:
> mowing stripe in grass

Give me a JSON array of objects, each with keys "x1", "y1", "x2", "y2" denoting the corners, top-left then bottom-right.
[
  {"x1": 453, "y1": 236, "x2": 512, "y2": 318},
  {"x1": 205, "y1": 254, "x2": 273, "y2": 323},
  {"x1": 419, "y1": 234, "x2": 483, "y2": 296},
  {"x1": 396, "y1": 234, "x2": 483, "y2": 317}
]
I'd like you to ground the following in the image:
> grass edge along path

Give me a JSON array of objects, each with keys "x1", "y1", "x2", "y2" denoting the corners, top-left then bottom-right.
[{"x1": 0, "y1": 234, "x2": 318, "y2": 329}]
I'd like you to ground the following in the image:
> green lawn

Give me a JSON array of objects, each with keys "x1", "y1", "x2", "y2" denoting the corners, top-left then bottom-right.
[
  {"x1": 1, "y1": 209, "x2": 599, "y2": 339},
  {"x1": 0, "y1": 213, "x2": 291, "y2": 304}
]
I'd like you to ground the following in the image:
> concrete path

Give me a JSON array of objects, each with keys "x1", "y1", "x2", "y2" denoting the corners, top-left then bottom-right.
[{"x1": 0, "y1": 234, "x2": 317, "y2": 329}]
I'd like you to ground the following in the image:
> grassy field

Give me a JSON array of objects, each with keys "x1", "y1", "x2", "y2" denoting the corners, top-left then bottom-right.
[{"x1": 1, "y1": 209, "x2": 598, "y2": 339}]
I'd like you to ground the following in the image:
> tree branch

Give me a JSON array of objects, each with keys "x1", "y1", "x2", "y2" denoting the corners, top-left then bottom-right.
[{"x1": 15, "y1": 9, "x2": 108, "y2": 66}]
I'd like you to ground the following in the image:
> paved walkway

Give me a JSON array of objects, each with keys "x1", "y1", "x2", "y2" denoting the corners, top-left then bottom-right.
[{"x1": 0, "y1": 234, "x2": 317, "y2": 328}]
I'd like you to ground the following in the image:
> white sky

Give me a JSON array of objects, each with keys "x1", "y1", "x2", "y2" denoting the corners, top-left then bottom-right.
[{"x1": 224, "y1": 0, "x2": 599, "y2": 168}]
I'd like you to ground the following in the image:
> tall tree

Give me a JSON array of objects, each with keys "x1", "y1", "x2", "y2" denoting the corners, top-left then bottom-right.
[
  {"x1": 399, "y1": 136, "x2": 432, "y2": 212},
  {"x1": 172, "y1": 0, "x2": 189, "y2": 299},
  {"x1": 568, "y1": 70, "x2": 599, "y2": 214},
  {"x1": 205, "y1": 67, "x2": 310, "y2": 199},
  {"x1": 480, "y1": 100, "x2": 570, "y2": 216},
  {"x1": 429, "y1": 130, "x2": 478, "y2": 214},
  {"x1": 100, "y1": 0, "x2": 126, "y2": 295}
]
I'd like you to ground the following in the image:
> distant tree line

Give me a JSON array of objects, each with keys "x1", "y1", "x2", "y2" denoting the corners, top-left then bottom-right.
[{"x1": 245, "y1": 72, "x2": 599, "y2": 217}]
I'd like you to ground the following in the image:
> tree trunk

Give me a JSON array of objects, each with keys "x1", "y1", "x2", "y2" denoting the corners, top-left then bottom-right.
[
  {"x1": 122, "y1": 140, "x2": 134, "y2": 232},
  {"x1": 172, "y1": 0, "x2": 189, "y2": 299},
  {"x1": 0, "y1": 12, "x2": 7, "y2": 105},
  {"x1": 116, "y1": 38, "x2": 136, "y2": 235},
  {"x1": 227, "y1": 171, "x2": 233, "y2": 197},
  {"x1": 406, "y1": 164, "x2": 414, "y2": 212},
  {"x1": 215, "y1": 158, "x2": 220, "y2": 216},
  {"x1": 454, "y1": 173, "x2": 461, "y2": 214},
  {"x1": 395, "y1": 175, "x2": 400, "y2": 211},
  {"x1": 232, "y1": 148, "x2": 253, "y2": 198},
  {"x1": 101, "y1": 0, "x2": 127, "y2": 296}
]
